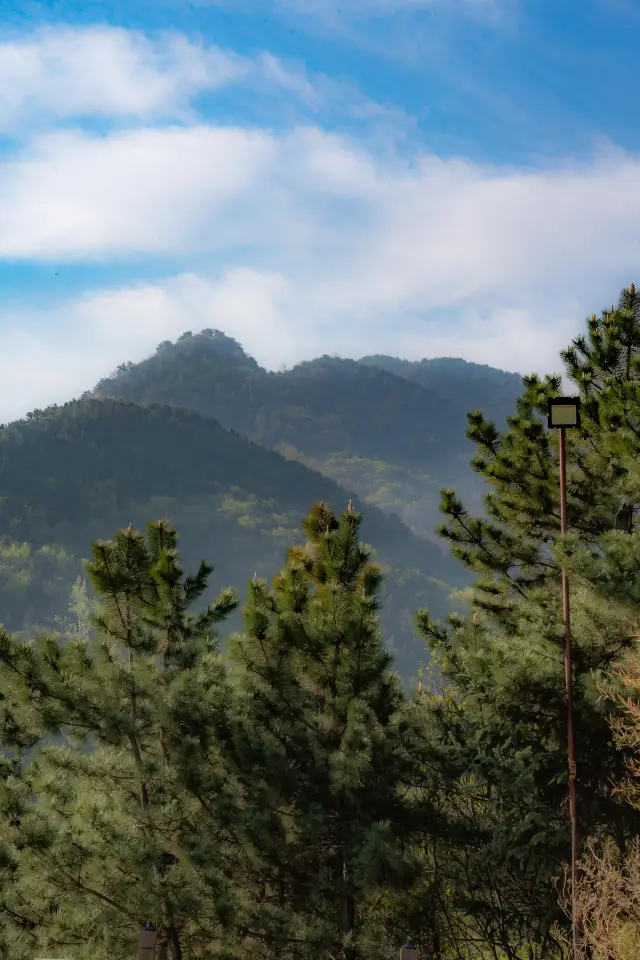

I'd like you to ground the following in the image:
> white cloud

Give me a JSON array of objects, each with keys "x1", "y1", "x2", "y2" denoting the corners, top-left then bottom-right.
[
  {"x1": 0, "y1": 25, "x2": 406, "y2": 137},
  {"x1": 0, "y1": 269, "x2": 293, "y2": 423},
  {"x1": 0, "y1": 27, "x2": 248, "y2": 132},
  {"x1": 0, "y1": 123, "x2": 640, "y2": 417},
  {"x1": 385, "y1": 307, "x2": 580, "y2": 375},
  {"x1": 0, "y1": 271, "x2": 574, "y2": 426},
  {"x1": 255, "y1": 52, "x2": 413, "y2": 137},
  {"x1": 87, "y1": 269, "x2": 293, "y2": 365},
  {"x1": 0, "y1": 126, "x2": 278, "y2": 258},
  {"x1": 1, "y1": 122, "x2": 639, "y2": 310},
  {"x1": 0, "y1": 26, "x2": 638, "y2": 420}
]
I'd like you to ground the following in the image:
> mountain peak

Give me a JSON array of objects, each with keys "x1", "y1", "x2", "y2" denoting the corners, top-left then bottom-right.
[{"x1": 153, "y1": 329, "x2": 260, "y2": 368}]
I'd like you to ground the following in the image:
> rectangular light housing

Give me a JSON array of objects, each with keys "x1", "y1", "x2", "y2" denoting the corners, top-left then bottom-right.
[{"x1": 547, "y1": 397, "x2": 581, "y2": 429}]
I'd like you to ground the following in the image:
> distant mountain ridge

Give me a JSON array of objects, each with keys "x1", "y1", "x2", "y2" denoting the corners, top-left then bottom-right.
[
  {"x1": 0, "y1": 396, "x2": 438, "y2": 557},
  {"x1": 0, "y1": 330, "x2": 526, "y2": 678},
  {"x1": 95, "y1": 329, "x2": 524, "y2": 542},
  {"x1": 0, "y1": 396, "x2": 468, "y2": 677},
  {"x1": 96, "y1": 330, "x2": 523, "y2": 463},
  {"x1": 357, "y1": 354, "x2": 523, "y2": 429}
]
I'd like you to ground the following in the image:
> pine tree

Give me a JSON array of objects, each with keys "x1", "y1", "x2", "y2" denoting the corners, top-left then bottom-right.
[
  {"x1": 0, "y1": 520, "x2": 240, "y2": 960},
  {"x1": 223, "y1": 502, "x2": 430, "y2": 960},
  {"x1": 555, "y1": 573, "x2": 640, "y2": 959},
  {"x1": 414, "y1": 284, "x2": 640, "y2": 947},
  {"x1": 0, "y1": 659, "x2": 47, "y2": 959}
]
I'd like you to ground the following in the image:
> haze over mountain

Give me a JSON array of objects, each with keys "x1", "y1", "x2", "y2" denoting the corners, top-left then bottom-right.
[
  {"x1": 2, "y1": 7, "x2": 640, "y2": 956},
  {"x1": 96, "y1": 329, "x2": 524, "y2": 542},
  {"x1": 0, "y1": 328, "x2": 526, "y2": 678},
  {"x1": 358, "y1": 355, "x2": 524, "y2": 432},
  {"x1": 97, "y1": 332, "x2": 471, "y2": 465},
  {"x1": 0, "y1": 395, "x2": 465, "y2": 678}
]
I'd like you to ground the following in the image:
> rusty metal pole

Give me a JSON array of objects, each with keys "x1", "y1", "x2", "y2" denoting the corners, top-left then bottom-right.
[{"x1": 559, "y1": 425, "x2": 579, "y2": 959}]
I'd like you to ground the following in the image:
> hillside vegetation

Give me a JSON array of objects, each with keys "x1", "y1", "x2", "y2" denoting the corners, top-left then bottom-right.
[
  {"x1": 357, "y1": 354, "x2": 523, "y2": 428},
  {"x1": 95, "y1": 330, "x2": 523, "y2": 538},
  {"x1": 3, "y1": 287, "x2": 640, "y2": 960},
  {"x1": 0, "y1": 397, "x2": 466, "y2": 676},
  {"x1": 0, "y1": 286, "x2": 640, "y2": 960}
]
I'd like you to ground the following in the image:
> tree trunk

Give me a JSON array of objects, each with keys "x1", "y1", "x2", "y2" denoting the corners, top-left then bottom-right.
[
  {"x1": 168, "y1": 924, "x2": 183, "y2": 960},
  {"x1": 342, "y1": 856, "x2": 356, "y2": 960}
]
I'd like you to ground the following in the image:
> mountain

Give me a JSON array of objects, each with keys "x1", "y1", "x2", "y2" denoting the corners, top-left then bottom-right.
[
  {"x1": 357, "y1": 355, "x2": 524, "y2": 429},
  {"x1": 0, "y1": 397, "x2": 468, "y2": 678},
  {"x1": 95, "y1": 330, "x2": 524, "y2": 542},
  {"x1": 96, "y1": 331, "x2": 473, "y2": 470}
]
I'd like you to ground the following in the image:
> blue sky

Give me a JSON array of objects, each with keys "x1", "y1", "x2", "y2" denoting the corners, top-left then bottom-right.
[{"x1": 1, "y1": 0, "x2": 639, "y2": 420}]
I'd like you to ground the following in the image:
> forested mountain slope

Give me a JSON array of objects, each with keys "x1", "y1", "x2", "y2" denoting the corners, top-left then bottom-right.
[
  {"x1": 96, "y1": 331, "x2": 472, "y2": 468},
  {"x1": 0, "y1": 397, "x2": 467, "y2": 677},
  {"x1": 95, "y1": 329, "x2": 524, "y2": 541},
  {"x1": 357, "y1": 354, "x2": 523, "y2": 429}
]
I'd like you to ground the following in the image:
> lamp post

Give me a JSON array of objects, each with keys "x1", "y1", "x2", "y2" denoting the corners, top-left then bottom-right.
[
  {"x1": 399, "y1": 940, "x2": 418, "y2": 960},
  {"x1": 548, "y1": 395, "x2": 581, "y2": 960},
  {"x1": 138, "y1": 923, "x2": 158, "y2": 960}
]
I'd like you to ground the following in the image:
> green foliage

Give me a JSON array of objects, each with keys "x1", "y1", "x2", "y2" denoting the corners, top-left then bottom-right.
[
  {"x1": 0, "y1": 520, "x2": 240, "y2": 960},
  {"x1": 6, "y1": 295, "x2": 640, "y2": 960},
  {"x1": 0, "y1": 397, "x2": 466, "y2": 680},
  {"x1": 413, "y1": 283, "x2": 640, "y2": 948},
  {"x1": 224, "y1": 502, "x2": 430, "y2": 960},
  {"x1": 357, "y1": 355, "x2": 523, "y2": 430},
  {"x1": 93, "y1": 332, "x2": 518, "y2": 554},
  {"x1": 0, "y1": 510, "x2": 467, "y2": 960},
  {"x1": 0, "y1": 536, "x2": 77, "y2": 634},
  {"x1": 276, "y1": 448, "x2": 476, "y2": 546},
  {"x1": 95, "y1": 333, "x2": 472, "y2": 469}
]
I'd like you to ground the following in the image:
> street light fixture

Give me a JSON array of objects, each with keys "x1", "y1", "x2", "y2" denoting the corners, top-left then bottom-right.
[
  {"x1": 399, "y1": 941, "x2": 418, "y2": 960},
  {"x1": 138, "y1": 923, "x2": 158, "y2": 960},
  {"x1": 548, "y1": 397, "x2": 581, "y2": 430},
  {"x1": 548, "y1": 395, "x2": 581, "y2": 960}
]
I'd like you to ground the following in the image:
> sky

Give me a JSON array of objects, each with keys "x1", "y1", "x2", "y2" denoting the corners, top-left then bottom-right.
[{"x1": 1, "y1": 0, "x2": 639, "y2": 421}]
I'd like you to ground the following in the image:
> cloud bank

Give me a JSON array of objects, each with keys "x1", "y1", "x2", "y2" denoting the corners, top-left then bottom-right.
[
  {"x1": 0, "y1": 27, "x2": 248, "y2": 132},
  {"x1": 0, "y1": 24, "x2": 637, "y2": 422}
]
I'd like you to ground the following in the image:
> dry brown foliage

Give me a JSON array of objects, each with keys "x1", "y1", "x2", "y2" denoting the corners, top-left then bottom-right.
[
  {"x1": 551, "y1": 645, "x2": 640, "y2": 959},
  {"x1": 556, "y1": 837, "x2": 640, "y2": 960},
  {"x1": 607, "y1": 649, "x2": 640, "y2": 807}
]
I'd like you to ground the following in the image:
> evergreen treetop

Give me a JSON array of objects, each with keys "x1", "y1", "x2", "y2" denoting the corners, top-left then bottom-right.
[
  {"x1": 416, "y1": 284, "x2": 640, "y2": 944},
  {"x1": 223, "y1": 502, "x2": 431, "y2": 960},
  {"x1": 0, "y1": 520, "x2": 240, "y2": 960}
]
